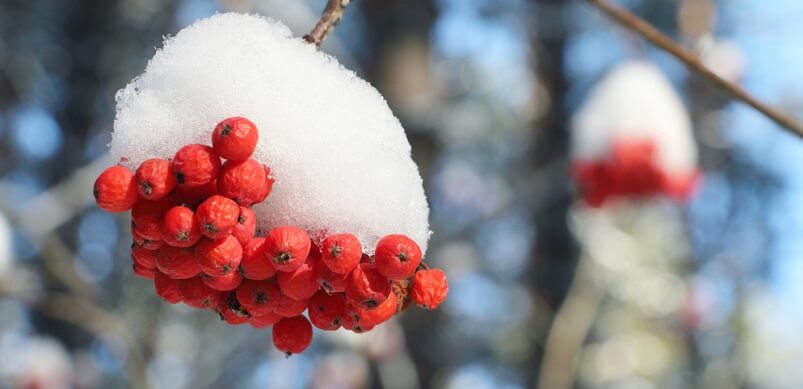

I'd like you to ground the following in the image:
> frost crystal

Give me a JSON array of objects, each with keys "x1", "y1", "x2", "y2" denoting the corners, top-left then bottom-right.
[{"x1": 111, "y1": 13, "x2": 430, "y2": 254}]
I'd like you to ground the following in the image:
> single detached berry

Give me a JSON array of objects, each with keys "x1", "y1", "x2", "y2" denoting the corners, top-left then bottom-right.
[
  {"x1": 195, "y1": 235, "x2": 243, "y2": 277},
  {"x1": 277, "y1": 258, "x2": 320, "y2": 301},
  {"x1": 273, "y1": 293, "x2": 309, "y2": 318},
  {"x1": 178, "y1": 277, "x2": 221, "y2": 309},
  {"x1": 321, "y1": 233, "x2": 362, "y2": 275},
  {"x1": 154, "y1": 271, "x2": 182, "y2": 304},
  {"x1": 316, "y1": 259, "x2": 347, "y2": 293},
  {"x1": 264, "y1": 226, "x2": 311, "y2": 272},
  {"x1": 202, "y1": 271, "x2": 244, "y2": 292},
  {"x1": 212, "y1": 117, "x2": 259, "y2": 162},
  {"x1": 308, "y1": 291, "x2": 346, "y2": 331},
  {"x1": 195, "y1": 195, "x2": 240, "y2": 239},
  {"x1": 172, "y1": 144, "x2": 222, "y2": 188},
  {"x1": 135, "y1": 158, "x2": 176, "y2": 201},
  {"x1": 217, "y1": 159, "x2": 267, "y2": 206},
  {"x1": 94, "y1": 165, "x2": 139, "y2": 212},
  {"x1": 411, "y1": 268, "x2": 448, "y2": 310},
  {"x1": 345, "y1": 263, "x2": 391, "y2": 310},
  {"x1": 250, "y1": 312, "x2": 282, "y2": 329},
  {"x1": 232, "y1": 206, "x2": 257, "y2": 246},
  {"x1": 216, "y1": 294, "x2": 250, "y2": 325},
  {"x1": 272, "y1": 315, "x2": 313, "y2": 356},
  {"x1": 131, "y1": 244, "x2": 157, "y2": 269},
  {"x1": 132, "y1": 263, "x2": 156, "y2": 279},
  {"x1": 374, "y1": 234, "x2": 423, "y2": 280},
  {"x1": 156, "y1": 245, "x2": 201, "y2": 279},
  {"x1": 240, "y1": 237, "x2": 276, "y2": 280},
  {"x1": 236, "y1": 279, "x2": 282, "y2": 316},
  {"x1": 161, "y1": 206, "x2": 202, "y2": 247},
  {"x1": 349, "y1": 291, "x2": 398, "y2": 327}
]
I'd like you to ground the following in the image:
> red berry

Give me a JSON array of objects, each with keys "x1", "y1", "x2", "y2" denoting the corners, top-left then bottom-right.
[
  {"x1": 195, "y1": 195, "x2": 240, "y2": 239},
  {"x1": 321, "y1": 233, "x2": 362, "y2": 275},
  {"x1": 345, "y1": 263, "x2": 391, "y2": 310},
  {"x1": 132, "y1": 263, "x2": 156, "y2": 279},
  {"x1": 178, "y1": 277, "x2": 221, "y2": 309},
  {"x1": 202, "y1": 271, "x2": 243, "y2": 292},
  {"x1": 232, "y1": 206, "x2": 256, "y2": 246},
  {"x1": 308, "y1": 291, "x2": 346, "y2": 331},
  {"x1": 374, "y1": 234, "x2": 423, "y2": 280},
  {"x1": 216, "y1": 293, "x2": 251, "y2": 325},
  {"x1": 277, "y1": 257, "x2": 320, "y2": 301},
  {"x1": 132, "y1": 230, "x2": 163, "y2": 250},
  {"x1": 135, "y1": 158, "x2": 176, "y2": 201},
  {"x1": 250, "y1": 312, "x2": 282, "y2": 329},
  {"x1": 131, "y1": 244, "x2": 157, "y2": 269},
  {"x1": 272, "y1": 316, "x2": 313, "y2": 356},
  {"x1": 172, "y1": 144, "x2": 221, "y2": 188},
  {"x1": 171, "y1": 179, "x2": 218, "y2": 207},
  {"x1": 316, "y1": 257, "x2": 347, "y2": 293},
  {"x1": 195, "y1": 235, "x2": 243, "y2": 277},
  {"x1": 236, "y1": 279, "x2": 282, "y2": 316},
  {"x1": 349, "y1": 291, "x2": 397, "y2": 327},
  {"x1": 254, "y1": 166, "x2": 274, "y2": 204},
  {"x1": 274, "y1": 293, "x2": 309, "y2": 317},
  {"x1": 131, "y1": 200, "x2": 171, "y2": 241},
  {"x1": 411, "y1": 269, "x2": 448, "y2": 310},
  {"x1": 161, "y1": 206, "x2": 202, "y2": 247},
  {"x1": 217, "y1": 159, "x2": 267, "y2": 206},
  {"x1": 241, "y1": 237, "x2": 275, "y2": 280},
  {"x1": 156, "y1": 245, "x2": 201, "y2": 279},
  {"x1": 94, "y1": 165, "x2": 139, "y2": 212},
  {"x1": 264, "y1": 226, "x2": 311, "y2": 272},
  {"x1": 154, "y1": 271, "x2": 182, "y2": 304},
  {"x1": 341, "y1": 312, "x2": 374, "y2": 333},
  {"x1": 212, "y1": 117, "x2": 259, "y2": 162}
]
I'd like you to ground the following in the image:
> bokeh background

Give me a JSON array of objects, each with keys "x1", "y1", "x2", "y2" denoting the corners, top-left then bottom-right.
[{"x1": 1, "y1": 0, "x2": 803, "y2": 388}]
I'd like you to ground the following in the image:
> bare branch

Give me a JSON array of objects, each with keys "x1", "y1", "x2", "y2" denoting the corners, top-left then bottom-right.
[
  {"x1": 303, "y1": 0, "x2": 352, "y2": 48},
  {"x1": 585, "y1": 0, "x2": 803, "y2": 139}
]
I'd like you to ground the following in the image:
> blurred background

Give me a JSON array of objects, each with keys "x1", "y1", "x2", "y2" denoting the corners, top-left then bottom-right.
[{"x1": 1, "y1": 0, "x2": 803, "y2": 388}]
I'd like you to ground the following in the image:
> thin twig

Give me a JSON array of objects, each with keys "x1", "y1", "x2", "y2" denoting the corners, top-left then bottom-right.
[
  {"x1": 584, "y1": 0, "x2": 803, "y2": 139},
  {"x1": 303, "y1": 0, "x2": 352, "y2": 47}
]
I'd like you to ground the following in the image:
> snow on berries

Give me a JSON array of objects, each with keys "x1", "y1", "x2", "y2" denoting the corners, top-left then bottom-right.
[
  {"x1": 571, "y1": 61, "x2": 701, "y2": 207},
  {"x1": 96, "y1": 13, "x2": 445, "y2": 356}
]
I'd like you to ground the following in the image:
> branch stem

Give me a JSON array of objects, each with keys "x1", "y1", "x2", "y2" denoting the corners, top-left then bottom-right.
[{"x1": 304, "y1": 0, "x2": 352, "y2": 48}]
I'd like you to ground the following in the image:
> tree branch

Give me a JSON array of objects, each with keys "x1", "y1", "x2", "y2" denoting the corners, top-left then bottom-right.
[
  {"x1": 584, "y1": 0, "x2": 803, "y2": 139},
  {"x1": 303, "y1": 0, "x2": 352, "y2": 48}
]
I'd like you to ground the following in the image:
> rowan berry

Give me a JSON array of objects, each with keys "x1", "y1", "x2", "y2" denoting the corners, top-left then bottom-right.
[
  {"x1": 254, "y1": 166, "x2": 274, "y2": 204},
  {"x1": 132, "y1": 263, "x2": 156, "y2": 279},
  {"x1": 345, "y1": 263, "x2": 391, "y2": 310},
  {"x1": 132, "y1": 229, "x2": 163, "y2": 250},
  {"x1": 171, "y1": 179, "x2": 218, "y2": 207},
  {"x1": 131, "y1": 198, "x2": 171, "y2": 238},
  {"x1": 341, "y1": 312, "x2": 374, "y2": 333},
  {"x1": 131, "y1": 244, "x2": 157, "y2": 269},
  {"x1": 195, "y1": 235, "x2": 243, "y2": 276},
  {"x1": 277, "y1": 257, "x2": 320, "y2": 301},
  {"x1": 264, "y1": 226, "x2": 311, "y2": 272},
  {"x1": 308, "y1": 291, "x2": 346, "y2": 331},
  {"x1": 161, "y1": 206, "x2": 202, "y2": 247},
  {"x1": 374, "y1": 234, "x2": 422, "y2": 280},
  {"x1": 202, "y1": 271, "x2": 243, "y2": 292},
  {"x1": 178, "y1": 277, "x2": 221, "y2": 309},
  {"x1": 250, "y1": 312, "x2": 282, "y2": 329},
  {"x1": 172, "y1": 144, "x2": 221, "y2": 188},
  {"x1": 154, "y1": 271, "x2": 182, "y2": 304},
  {"x1": 316, "y1": 258, "x2": 347, "y2": 293},
  {"x1": 411, "y1": 268, "x2": 448, "y2": 310},
  {"x1": 274, "y1": 293, "x2": 309, "y2": 317},
  {"x1": 236, "y1": 279, "x2": 282, "y2": 316},
  {"x1": 156, "y1": 245, "x2": 201, "y2": 279},
  {"x1": 349, "y1": 291, "x2": 397, "y2": 326},
  {"x1": 135, "y1": 158, "x2": 176, "y2": 201},
  {"x1": 240, "y1": 237, "x2": 276, "y2": 280},
  {"x1": 212, "y1": 117, "x2": 259, "y2": 162},
  {"x1": 195, "y1": 195, "x2": 240, "y2": 239},
  {"x1": 216, "y1": 293, "x2": 250, "y2": 325},
  {"x1": 217, "y1": 159, "x2": 267, "y2": 206},
  {"x1": 321, "y1": 233, "x2": 362, "y2": 275},
  {"x1": 231, "y1": 206, "x2": 256, "y2": 246},
  {"x1": 94, "y1": 165, "x2": 139, "y2": 212},
  {"x1": 272, "y1": 315, "x2": 313, "y2": 356}
]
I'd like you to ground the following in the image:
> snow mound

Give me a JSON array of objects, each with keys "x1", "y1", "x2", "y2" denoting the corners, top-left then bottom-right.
[
  {"x1": 111, "y1": 13, "x2": 430, "y2": 254},
  {"x1": 571, "y1": 61, "x2": 697, "y2": 173}
]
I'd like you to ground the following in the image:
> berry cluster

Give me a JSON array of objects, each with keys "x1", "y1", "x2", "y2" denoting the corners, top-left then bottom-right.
[{"x1": 93, "y1": 117, "x2": 448, "y2": 355}]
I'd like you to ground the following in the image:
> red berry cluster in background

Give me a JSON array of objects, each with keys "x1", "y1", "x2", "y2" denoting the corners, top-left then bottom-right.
[{"x1": 93, "y1": 117, "x2": 448, "y2": 355}]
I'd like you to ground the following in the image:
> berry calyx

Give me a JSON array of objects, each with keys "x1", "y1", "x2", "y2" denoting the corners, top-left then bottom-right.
[
  {"x1": 345, "y1": 263, "x2": 391, "y2": 310},
  {"x1": 161, "y1": 206, "x2": 202, "y2": 247},
  {"x1": 135, "y1": 158, "x2": 176, "y2": 200},
  {"x1": 374, "y1": 234, "x2": 422, "y2": 280},
  {"x1": 316, "y1": 258, "x2": 347, "y2": 293},
  {"x1": 272, "y1": 315, "x2": 313, "y2": 356},
  {"x1": 94, "y1": 165, "x2": 139, "y2": 212},
  {"x1": 172, "y1": 144, "x2": 221, "y2": 188},
  {"x1": 411, "y1": 268, "x2": 448, "y2": 310},
  {"x1": 236, "y1": 279, "x2": 282, "y2": 316},
  {"x1": 240, "y1": 237, "x2": 276, "y2": 280},
  {"x1": 264, "y1": 226, "x2": 311, "y2": 272},
  {"x1": 308, "y1": 291, "x2": 346, "y2": 331},
  {"x1": 195, "y1": 195, "x2": 240, "y2": 239},
  {"x1": 216, "y1": 293, "x2": 250, "y2": 325},
  {"x1": 212, "y1": 117, "x2": 259, "y2": 162},
  {"x1": 321, "y1": 233, "x2": 362, "y2": 275},
  {"x1": 349, "y1": 290, "x2": 398, "y2": 327},
  {"x1": 195, "y1": 235, "x2": 243, "y2": 277}
]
